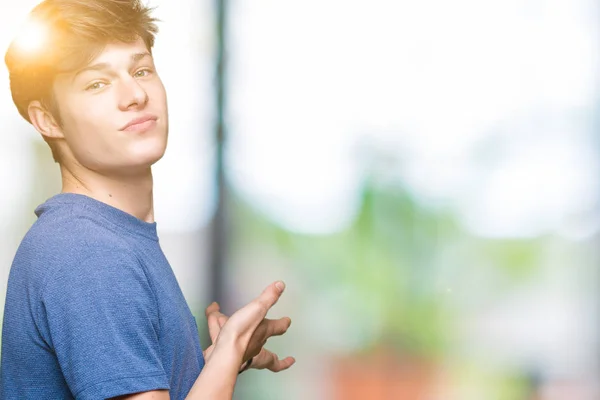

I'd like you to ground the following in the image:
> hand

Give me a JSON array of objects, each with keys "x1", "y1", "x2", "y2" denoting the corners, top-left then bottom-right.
[
  {"x1": 205, "y1": 303, "x2": 295, "y2": 372},
  {"x1": 204, "y1": 282, "x2": 295, "y2": 372}
]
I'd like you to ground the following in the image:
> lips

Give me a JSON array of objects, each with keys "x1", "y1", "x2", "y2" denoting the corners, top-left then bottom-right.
[{"x1": 120, "y1": 114, "x2": 158, "y2": 131}]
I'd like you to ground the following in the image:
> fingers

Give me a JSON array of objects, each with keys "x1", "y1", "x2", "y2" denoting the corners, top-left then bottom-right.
[
  {"x1": 205, "y1": 301, "x2": 220, "y2": 317},
  {"x1": 239, "y1": 316, "x2": 291, "y2": 363},
  {"x1": 246, "y1": 317, "x2": 288, "y2": 341},
  {"x1": 258, "y1": 317, "x2": 291, "y2": 339},
  {"x1": 207, "y1": 316, "x2": 221, "y2": 344},
  {"x1": 269, "y1": 356, "x2": 296, "y2": 372},
  {"x1": 251, "y1": 348, "x2": 296, "y2": 372},
  {"x1": 264, "y1": 352, "x2": 295, "y2": 373},
  {"x1": 205, "y1": 302, "x2": 225, "y2": 343},
  {"x1": 254, "y1": 281, "x2": 286, "y2": 317}
]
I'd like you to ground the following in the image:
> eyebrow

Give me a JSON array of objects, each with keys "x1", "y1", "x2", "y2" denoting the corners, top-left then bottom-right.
[{"x1": 72, "y1": 52, "x2": 152, "y2": 82}]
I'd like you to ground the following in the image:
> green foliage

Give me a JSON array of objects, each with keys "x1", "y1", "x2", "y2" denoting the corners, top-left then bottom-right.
[{"x1": 230, "y1": 177, "x2": 545, "y2": 358}]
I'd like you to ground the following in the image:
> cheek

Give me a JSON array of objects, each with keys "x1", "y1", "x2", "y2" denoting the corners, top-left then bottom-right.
[
  {"x1": 61, "y1": 104, "x2": 113, "y2": 155},
  {"x1": 148, "y1": 79, "x2": 168, "y2": 108}
]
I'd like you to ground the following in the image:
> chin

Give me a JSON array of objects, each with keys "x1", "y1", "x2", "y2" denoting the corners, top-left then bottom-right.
[
  {"x1": 133, "y1": 148, "x2": 167, "y2": 168},
  {"x1": 131, "y1": 137, "x2": 168, "y2": 166}
]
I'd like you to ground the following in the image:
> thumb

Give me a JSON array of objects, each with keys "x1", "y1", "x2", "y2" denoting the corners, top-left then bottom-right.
[{"x1": 254, "y1": 281, "x2": 286, "y2": 316}]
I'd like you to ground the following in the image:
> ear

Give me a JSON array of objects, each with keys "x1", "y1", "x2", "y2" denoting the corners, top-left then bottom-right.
[{"x1": 27, "y1": 100, "x2": 64, "y2": 141}]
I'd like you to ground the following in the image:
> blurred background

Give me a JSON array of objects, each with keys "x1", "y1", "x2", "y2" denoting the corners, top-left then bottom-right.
[{"x1": 1, "y1": 0, "x2": 599, "y2": 399}]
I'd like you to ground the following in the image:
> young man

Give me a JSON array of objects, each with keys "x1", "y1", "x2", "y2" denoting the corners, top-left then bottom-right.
[{"x1": 0, "y1": 1, "x2": 295, "y2": 399}]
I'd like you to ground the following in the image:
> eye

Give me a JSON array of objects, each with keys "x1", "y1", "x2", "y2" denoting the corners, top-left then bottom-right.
[
  {"x1": 85, "y1": 81, "x2": 107, "y2": 91},
  {"x1": 134, "y1": 68, "x2": 153, "y2": 78}
]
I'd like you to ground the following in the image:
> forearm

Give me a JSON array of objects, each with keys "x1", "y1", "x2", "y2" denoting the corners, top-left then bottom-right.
[{"x1": 186, "y1": 345, "x2": 242, "y2": 400}]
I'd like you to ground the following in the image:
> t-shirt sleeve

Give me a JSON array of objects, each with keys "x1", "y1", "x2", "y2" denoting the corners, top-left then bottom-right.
[{"x1": 39, "y1": 246, "x2": 169, "y2": 400}]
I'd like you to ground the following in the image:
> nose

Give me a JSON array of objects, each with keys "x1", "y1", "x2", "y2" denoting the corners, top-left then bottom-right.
[{"x1": 118, "y1": 76, "x2": 149, "y2": 111}]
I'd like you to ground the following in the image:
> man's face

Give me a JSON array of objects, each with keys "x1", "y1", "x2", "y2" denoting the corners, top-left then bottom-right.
[{"x1": 52, "y1": 37, "x2": 168, "y2": 175}]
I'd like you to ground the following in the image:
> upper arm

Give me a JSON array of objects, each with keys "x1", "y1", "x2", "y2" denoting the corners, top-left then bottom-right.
[{"x1": 40, "y1": 247, "x2": 170, "y2": 399}]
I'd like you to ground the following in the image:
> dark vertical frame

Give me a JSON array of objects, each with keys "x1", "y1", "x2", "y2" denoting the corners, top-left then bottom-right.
[{"x1": 208, "y1": 0, "x2": 228, "y2": 308}]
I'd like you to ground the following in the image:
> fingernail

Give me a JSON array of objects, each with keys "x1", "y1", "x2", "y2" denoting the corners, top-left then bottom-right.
[{"x1": 275, "y1": 281, "x2": 285, "y2": 292}]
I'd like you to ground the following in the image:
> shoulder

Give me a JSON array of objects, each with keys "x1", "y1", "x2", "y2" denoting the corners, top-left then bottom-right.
[
  {"x1": 36, "y1": 215, "x2": 155, "y2": 308},
  {"x1": 29, "y1": 200, "x2": 133, "y2": 254},
  {"x1": 12, "y1": 207, "x2": 139, "y2": 290}
]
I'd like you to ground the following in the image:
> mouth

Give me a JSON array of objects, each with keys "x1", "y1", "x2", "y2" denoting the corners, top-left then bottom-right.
[{"x1": 120, "y1": 115, "x2": 158, "y2": 132}]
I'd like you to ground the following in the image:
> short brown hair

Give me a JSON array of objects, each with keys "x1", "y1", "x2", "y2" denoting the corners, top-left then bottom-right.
[{"x1": 5, "y1": 0, "x2": 159, "y2": 161}]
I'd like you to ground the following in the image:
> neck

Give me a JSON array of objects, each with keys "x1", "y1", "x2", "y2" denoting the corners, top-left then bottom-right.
[{"x1": 59, "y1": 163, "x2": 155, "y2": 223}]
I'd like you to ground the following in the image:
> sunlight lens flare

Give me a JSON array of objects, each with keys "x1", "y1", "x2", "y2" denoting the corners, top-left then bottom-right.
[{"x1": 13, "y1": 19, "x2": 48, "y2": 55}]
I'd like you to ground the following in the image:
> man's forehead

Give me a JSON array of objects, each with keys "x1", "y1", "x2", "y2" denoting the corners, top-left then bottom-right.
[{"x1": 87, "y1": 38, "x2": 152, "y2": 65}]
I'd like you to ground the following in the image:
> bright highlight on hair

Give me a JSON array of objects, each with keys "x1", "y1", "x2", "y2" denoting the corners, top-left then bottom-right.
[{"x1": 13, "y1": 19, "x2": 48, "y2": 54}]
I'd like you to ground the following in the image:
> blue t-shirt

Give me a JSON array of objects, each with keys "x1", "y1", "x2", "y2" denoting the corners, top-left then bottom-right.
[{"x1": 1, "y1": 193, "x2": 205, "y2": 399}]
